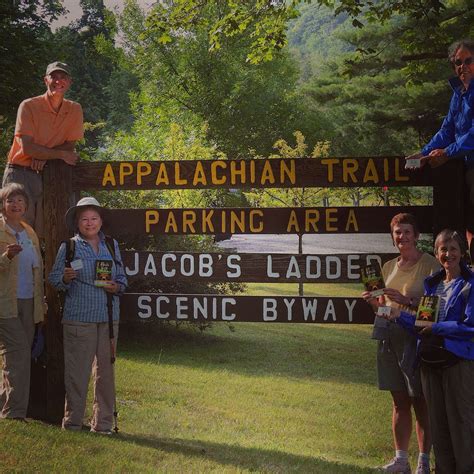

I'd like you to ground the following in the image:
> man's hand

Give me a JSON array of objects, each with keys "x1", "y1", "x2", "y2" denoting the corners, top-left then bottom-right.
[
  {"x1": 30, "y1": 159, "x2": 47, "y2": 171},
  {"x1": 60, "y1": 150, "x2": 80, "y2": 166},
  {"x1": 428, "y1": 149, "x2": 449, "y2": 168},
  {"x1": 405, "y1": 152, "x2": 425, "y2": 169}
]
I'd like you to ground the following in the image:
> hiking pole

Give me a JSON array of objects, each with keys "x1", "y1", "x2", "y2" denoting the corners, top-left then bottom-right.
[{"x1": 107, "y1": 293, "x2": 119, "y2": 433}]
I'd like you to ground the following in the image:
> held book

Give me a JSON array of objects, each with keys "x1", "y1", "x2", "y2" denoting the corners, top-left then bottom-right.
[
  {"x1": 360, "y1": 263, "x2": 385, "y2": 297},
  {"x1": 415, "y1": 295, "x2": 440, "y2": 327},
  {"x1": 94, "y1": 259, "x2": 113, "y2": 287}
]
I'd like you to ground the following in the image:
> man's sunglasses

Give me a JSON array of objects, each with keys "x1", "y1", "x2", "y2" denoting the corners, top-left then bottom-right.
[{"x1": 453, "y1": 57, "x2": 473, "y2": 67}]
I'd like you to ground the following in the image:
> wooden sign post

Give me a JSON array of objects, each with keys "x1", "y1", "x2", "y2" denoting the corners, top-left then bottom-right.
[
  {"x1": 35, "y1": 156, "x2": 464, "y2": 423},
  {"x1": 41, "y1": 161, "x2": 73, "y2": 423}
]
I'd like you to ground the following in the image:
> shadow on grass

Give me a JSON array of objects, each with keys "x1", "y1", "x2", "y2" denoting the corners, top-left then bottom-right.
[
  {"x1": 115, "y1": 432, "x2": 375, "y2": 473},
  {"x1": 119, "y1": 322, "x2": 377, "y2": 386}
]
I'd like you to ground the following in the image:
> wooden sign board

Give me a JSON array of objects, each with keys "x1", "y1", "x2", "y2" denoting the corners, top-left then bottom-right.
[
  {"x1": 121, "y1": 293, "x2": 375, "y2": 324},
  {"x1": 123, "y1": 251, "x2": 398, "y2": 283},
  {"x1": 105, "y1": 206, "x2": 432, "y2": 236},
  {"x1": 73, "y1": 157, "x2": 433, "y2": 191}
]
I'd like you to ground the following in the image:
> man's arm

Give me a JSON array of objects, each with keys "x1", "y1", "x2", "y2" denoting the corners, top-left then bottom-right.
[{"x1": 20, "y1": 135, "x2": 79, "y2": 166}]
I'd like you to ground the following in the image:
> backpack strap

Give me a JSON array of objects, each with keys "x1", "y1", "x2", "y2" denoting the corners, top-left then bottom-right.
[
  {"x1": 61, "y1": 238, "x2": 76, "y2": 268},
  {"x1": 104, "y1": 235, "x2": 121, "y2": 265}
]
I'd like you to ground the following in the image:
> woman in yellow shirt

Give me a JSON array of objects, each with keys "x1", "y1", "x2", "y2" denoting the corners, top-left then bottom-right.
[{"x1": 363, "y1": 213, "x2": 439, "y2": 473}]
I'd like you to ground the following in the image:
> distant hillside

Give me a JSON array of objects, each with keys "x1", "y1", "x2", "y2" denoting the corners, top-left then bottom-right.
[{"x1": 287, "y1": 3, "x2": 353, "y2": 80}]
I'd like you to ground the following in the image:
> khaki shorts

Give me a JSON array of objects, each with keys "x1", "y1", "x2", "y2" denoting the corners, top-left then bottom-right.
[{"x1": 376, "y1": 323, "x2": 422, "y2": 397}]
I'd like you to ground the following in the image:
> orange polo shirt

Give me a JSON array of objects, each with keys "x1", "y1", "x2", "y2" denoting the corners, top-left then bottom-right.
[{"x1": 7, "y1": 93, "x2": 84, "y2": 167}]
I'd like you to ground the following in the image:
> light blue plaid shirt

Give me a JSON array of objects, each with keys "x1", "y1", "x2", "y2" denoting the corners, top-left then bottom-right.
[{"x1": 48, "y1": 232, "x2": 128, "y2": 323}]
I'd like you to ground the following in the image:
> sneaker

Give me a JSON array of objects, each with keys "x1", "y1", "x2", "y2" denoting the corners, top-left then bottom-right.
[
  {"x1": 378, "y1": 457, "x2": 412, "y2": 473},
  {"x1": 415, "y1": 462, "x2": 430, "y2": 474},
  {"x1": 90, "y1": 428, "x2": 114, "y2": 435}
]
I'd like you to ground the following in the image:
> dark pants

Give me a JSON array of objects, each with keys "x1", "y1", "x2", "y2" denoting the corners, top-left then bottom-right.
[{"x1": 421, "y1": 360, "x2": 474, "y2": 474}]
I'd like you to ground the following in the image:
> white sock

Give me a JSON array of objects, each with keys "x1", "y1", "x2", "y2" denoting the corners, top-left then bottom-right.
[
  {"x1": 396, "y1": 450, "x2": 409, "y2": 460},
  {"x1": 418, "y1": 453, "x2": 430, "y2": 465}
]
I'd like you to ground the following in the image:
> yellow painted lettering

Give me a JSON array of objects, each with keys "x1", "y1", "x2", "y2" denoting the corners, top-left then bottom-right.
[
  {"x1": 230, "y1": 211, "x2": 245, "y2": 233},
  {"x1": 363, "y1": 159, "x2": 379, "y2": 184},
  {"x1": 383, "y1": 158, "x2": 389, "y2": 181},
  {"x1": 155, "y1": 163, "x2": 169, "y2": 185},
  {"x1": 119, "y1": 163, "x2": 134, "y2": 185},
  {"x1": 286, "y1": 210, "x2": 300, "y2": 233},
  {"x1": 193, "y1": 161, "x2": 207, "y2": 186},
  {"x1": 260, "y1": 160, "x2": 276, "y2": 185},
  {"x1": 165, "y1": 212, "x2": 178, "y2": 233},
  {"x1": 230, "y1": 160, "x2": 246, "y2": 185},
  {"x1": 343, "y1": 159, "x2": 358, "y2": 183},
  {"x1": 137, "y1": 162, "x2": 152, "y2": 185},
  {"x1": 321, "y1": 159, "x2": 339, "y2": 183},
  {"x1": 102, "y1": 164, "x2": 116, "y2": 187},
  {"x1": 145, "y1": 210, "x2": 159, "y2": 233},
  {"x1": 249, "y1": 210, "x2": 264, "y2": 233},
  {"x1": 182, "y1": 211, "x2": 196, "y2": 233},
  {"x1": 395, "y1": 158, "x2": 409, "y2": 182},
  {"x1": 345, "y1": 209, "x2": 359, "y2": 232},
  {"x1": 280, "y1": 159, "x2": 296, "y2": 185},
  {"x1": 250, "y1": 159, "x2": 256, "y2": 184},
  {"x1": 325, "y1": 208, "x2": 338, "y2": 231},
  {"x1": 175, "y1": 162, "x2": 187, "y2": 185},
  {"x1": 211, "y1": 161, "x2": 227, "y2": 185},
  {"x1": 305, "y1": 209, "x2": 319, "y2": 232},
  {"x1": 202, "y1": 210, "x2": 215, "y2": 233}
]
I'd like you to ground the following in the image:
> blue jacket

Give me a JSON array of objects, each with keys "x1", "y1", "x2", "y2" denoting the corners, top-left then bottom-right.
[
  {"x1": 422, "y1": 77, "x2": 474, "y2": 168},
  {"x1": 398, "y1": 263, "x2": 474, "y2": 361}
]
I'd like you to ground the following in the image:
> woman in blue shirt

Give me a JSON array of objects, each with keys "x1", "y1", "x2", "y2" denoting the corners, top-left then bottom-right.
[
  {"x1": 379, "y1": 229, "x2": 474, "y2": 474},
  {"x1": 49, "y1": 197, "x2": 127, "y2": 434}
]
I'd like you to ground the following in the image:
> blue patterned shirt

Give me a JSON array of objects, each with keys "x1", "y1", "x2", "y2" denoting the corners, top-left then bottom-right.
[{"x1": 48, "y1": 232, "x2": 128, "y2": 323}]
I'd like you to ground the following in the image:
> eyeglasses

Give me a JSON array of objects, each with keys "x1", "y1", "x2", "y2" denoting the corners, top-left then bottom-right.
[{"x1": 453, "y1": 57, "x2": 473, "y2": 67}]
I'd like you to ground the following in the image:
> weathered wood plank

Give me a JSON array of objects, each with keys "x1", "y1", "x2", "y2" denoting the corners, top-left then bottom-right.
[
  {"x1": 42, "y1": 162, "x2": 74, "y2": 423},
  {"x1": 73, "y1": 157, "x2": 433, "y2": 190},
  {"x1": 123, "y1": 251, "x2": 398, "y2": 283},
  {"x1": 121, "y1": 293, "x2": 376, "y2": 324},
  {"x1": 104, "y1": 206, "x2": 433, "y2": 236}
]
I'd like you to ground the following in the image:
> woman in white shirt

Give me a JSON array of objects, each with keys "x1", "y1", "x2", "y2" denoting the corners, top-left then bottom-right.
[{"x1": 0, "y1": 183, "x2": 44, "y2": 420}]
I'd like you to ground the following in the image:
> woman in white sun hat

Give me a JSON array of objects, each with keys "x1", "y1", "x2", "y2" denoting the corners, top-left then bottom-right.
[{"x1": 49, "y1": 196, "x2": 127, "y2": 434}]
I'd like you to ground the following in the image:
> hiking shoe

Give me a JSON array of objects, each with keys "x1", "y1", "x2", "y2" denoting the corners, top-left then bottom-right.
[
  {"x1": 90, "y1": 428, "x2": 114, "y2": 435},
  {"x1": 415, "y1": 462, "x2": 430, "y2": 474},
  {"x1": 378, "y1": 457, "x2": 412, "y2": 473}
]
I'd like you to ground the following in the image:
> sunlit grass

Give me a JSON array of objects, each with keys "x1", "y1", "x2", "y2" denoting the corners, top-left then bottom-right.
[{"x1": 2, "y1": 317, "x2": 423, "y2": 473}]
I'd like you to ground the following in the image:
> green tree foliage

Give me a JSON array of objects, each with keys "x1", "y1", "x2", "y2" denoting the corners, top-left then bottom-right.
[
  {"x1": 291, "y1": 2, "x2": 474, "y2": 156},
  {"x1": 115, "y1": 0, "x2": 313, "y2": 159},
  {"x1": 144, "y1": 0, "x2": 448, "y2": 65},
  {"x1": 0, "y1": 0, "x2": 64, "y2": 162}
]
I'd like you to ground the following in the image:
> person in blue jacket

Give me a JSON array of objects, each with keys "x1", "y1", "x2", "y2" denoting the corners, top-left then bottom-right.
[
  {"x1": 379, "y1": 229, "x2": 474, "y2": 474},
  {"x1": 406, "y1": 39, "x2": 474, "y2": 255}
]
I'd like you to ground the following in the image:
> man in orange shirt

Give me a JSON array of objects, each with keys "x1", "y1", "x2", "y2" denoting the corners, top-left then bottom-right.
[{"x1": 2, "y1": 62, "x2": 83, "y2": 236}]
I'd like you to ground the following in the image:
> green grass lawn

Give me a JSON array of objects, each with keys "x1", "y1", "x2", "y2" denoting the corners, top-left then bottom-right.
[{"x1": 1, "y1": 283, "x2": 421, "y2": 473}]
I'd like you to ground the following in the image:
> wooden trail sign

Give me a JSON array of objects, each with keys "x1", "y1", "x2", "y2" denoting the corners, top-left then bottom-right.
[
  {"x1": 37, "y1": 157, "x2": 464, "y2": 423},
  {"x1": 74, "y1": 157, "x2": 433, "y2": 191},
  {"x1": 123, "y1": 251, "x2": 398, "y2": 283},
  {"x1": 105, "y1": 206, "x2": 433, "y2": 236},
  {"x1": 122, "y1": 294, "x2": 375, "y2": 324}
]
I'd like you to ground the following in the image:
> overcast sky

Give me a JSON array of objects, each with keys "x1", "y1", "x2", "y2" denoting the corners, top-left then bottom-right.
[{"x1": 53, "y1": 0, "x2": 152, "y2": 28}]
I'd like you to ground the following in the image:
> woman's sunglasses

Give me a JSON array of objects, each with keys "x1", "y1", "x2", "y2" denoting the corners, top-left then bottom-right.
[{"x1": 453, "y1": 57, "x2": 473, "y2": 67}]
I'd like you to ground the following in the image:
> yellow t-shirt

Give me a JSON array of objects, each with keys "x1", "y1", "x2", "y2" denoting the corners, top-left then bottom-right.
[{"x1": 382, "y1": 252, "x2": 440, "y2": 308}]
